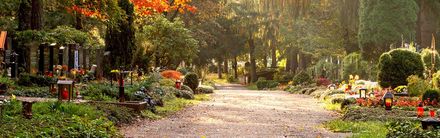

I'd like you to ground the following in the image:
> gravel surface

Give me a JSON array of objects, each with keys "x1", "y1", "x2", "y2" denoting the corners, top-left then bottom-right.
[{"x1": 122, "y1": 84, "x2": 348, "y2": 138}]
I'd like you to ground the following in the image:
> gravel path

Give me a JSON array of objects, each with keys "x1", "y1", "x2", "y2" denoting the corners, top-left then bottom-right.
[{"x1": 122, "y1": 84, "x2": 347, "y2": 138}]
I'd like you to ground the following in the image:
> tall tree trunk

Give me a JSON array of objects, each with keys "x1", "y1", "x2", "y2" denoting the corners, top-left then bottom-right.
[
  {"x1": 233, "y1": 56, "x2": 238, "y2": 79},
  {"x1": 249, "y1": 37, "x2": 257, "y2": 82},
  {"x1": 31, "y1": 0, "x2": 42, "y2": 30},
  {"x1": 18, "y1": 0, "x2": 31, "y2": 31},
  {"x1": 417, "y1": 0, "x2": 438, "y2": 48},
  {"x1": 285, "y1": 47, "x2": 292, "y2": 71},
  {"x1": 271, "y1": 42, "x2": 277, "y2": 68},
  {"x1": 75, "y1": 15, "x2": 83, "y2": 30},
  {"x1": 224, "y1": 58, "x2": 229, "y2": 74},
  {"x1": 263, "y1": 53, "x2": 267, "y2": 68},
  {"x1": 217, "y1": 58, "x2": 223, "y2": 79}
]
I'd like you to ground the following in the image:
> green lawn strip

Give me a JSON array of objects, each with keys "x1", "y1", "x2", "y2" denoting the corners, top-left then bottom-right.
[
  {"x1": 142, "y1": 94, "x2": 211, "y2": 120},
  {"x1": 246, "y1": 83, "x2": 258, "y2": 90},
  {"x1": 323, "y1": 119, "x2": 388, "y2": 138}
]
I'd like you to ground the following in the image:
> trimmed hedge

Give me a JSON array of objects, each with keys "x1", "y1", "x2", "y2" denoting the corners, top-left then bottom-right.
[
  {"x1": 256, "y1": 79, "x2": 279, "y2": 90},
  {"x1": 378, "y1": 49, "x2": 424, "y2": 88},
  {"x1": 184, "y1": 73, "x2": 199, "y2": 92}
]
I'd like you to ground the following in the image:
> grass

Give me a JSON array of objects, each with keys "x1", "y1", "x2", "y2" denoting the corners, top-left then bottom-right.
[
  {"x1": 246, "y1": 83, "x2": 258, "y2": 90},
  {"x1": 323, "y1": 119, "x2": 388, "y2": 138},
  {"x1": 142, "y1": 94, "x2": 211, "y2": 120}
]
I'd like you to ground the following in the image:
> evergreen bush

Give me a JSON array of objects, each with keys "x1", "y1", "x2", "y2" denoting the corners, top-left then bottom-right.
[
  {"x1": 378, "y1": 49, "x2": 424, "y2": 88},
  {"x1": 183, "y1": 73, "x2": 199, "y2": 91}
]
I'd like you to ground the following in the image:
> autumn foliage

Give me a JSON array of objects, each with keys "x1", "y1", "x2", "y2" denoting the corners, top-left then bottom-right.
[
  {"x1": 160, "y1": 70, "x2": 183, "y2": 80},
  {"x1": 67, "y1": 0, "x2": 196, "y2": 18}
]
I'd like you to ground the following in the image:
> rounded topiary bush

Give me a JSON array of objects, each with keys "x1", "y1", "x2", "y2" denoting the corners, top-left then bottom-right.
[
  {"x1": 184, "y1": 73, "x2": 199, "y2": 92},
  {"x1": 196, "y1": 85, "x2": 215, "y2": 94},
  {"x1": 378, "y1": 49, "x2": 424, "y2": 88},
  {"x1": 292, "y1": 71, "x2": 312, "y2": 85}
]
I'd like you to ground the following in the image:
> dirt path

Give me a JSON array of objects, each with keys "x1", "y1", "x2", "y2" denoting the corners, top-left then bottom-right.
[{"x1": 122, "y1": 84, "x2": 347, "y2": 138}]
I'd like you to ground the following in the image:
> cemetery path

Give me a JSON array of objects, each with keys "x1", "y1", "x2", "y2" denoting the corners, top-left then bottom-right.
[{"x1": 122, "y1": 84, "x2": 348, "y2": 138}]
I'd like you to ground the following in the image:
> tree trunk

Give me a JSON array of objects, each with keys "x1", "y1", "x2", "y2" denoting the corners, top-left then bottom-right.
[
  {"x1": 249, "y1": 37, "x2": 257, "y2": 82},
  {"x1": 224, "y1": 58, "x2": 229, "y2": 74},
  {"x1": 233, "y1": 56, "x2": 238, "y2": 79},
  {"x1": 31, "y1": 0, "x2": 42, "y2": 30},
  {"x1": 18, "y1": 0, "x2": 31, "y2": 31},
  {"x1": 263, "y1": 53, "x2": 267, "y2": 68},
  {"x1": 417, "y1": 0, "x2": 438, "y2": 48},
  {"x1": 217, "y1": 59, "x2": 223, "y2": 79},
  {"x1": 75, "y1": 15, "x2": 83, "y2": 30},
  {"x1": 271, "y1": 42, "x2": 277, "y2": 68},
  {"x1": 285, "y1": 47, "x2": 292, "y2": 71}
]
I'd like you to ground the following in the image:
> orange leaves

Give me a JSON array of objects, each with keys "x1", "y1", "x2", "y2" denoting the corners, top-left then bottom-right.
[
  {"x1": 66, "y1": 0, "x2": 196, "y2": 19},
  {"x1": 160, "y1": 70, "x2": 183, "y2": 80},
  {"x1": 130, "y1": 0, "x2": 196, "y2": 16}
]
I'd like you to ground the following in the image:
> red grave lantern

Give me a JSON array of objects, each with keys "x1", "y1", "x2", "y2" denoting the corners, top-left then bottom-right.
[
  {"x1": 383, "y1": 91, "x2": 394, "y2": 110},
  {"x1": 417, "y1": 103, "x2": 424, "y2": 118},
  {"x1": 175, "y1": 80, "x2": 182, "y2": 89}
]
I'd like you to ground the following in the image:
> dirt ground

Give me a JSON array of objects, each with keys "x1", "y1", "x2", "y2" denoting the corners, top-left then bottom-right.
[{"x1": 122, "y1": 84, "x2": 348, "y2": 138}]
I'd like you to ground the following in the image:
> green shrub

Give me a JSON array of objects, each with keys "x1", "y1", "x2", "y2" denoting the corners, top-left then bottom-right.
[
  {"x1": 9, "y1": 87, "x2": 54, "y2": 98},
  {"x1": 196, "y1": 85, "x2": 215, "y2": 94},
  {"x1": 0, "y1": 101, "x2": 120, "y2": 137},
  {"x1": 378, "y1": 49, "x2": 424, "y2": 88},
  {"x1": 407, "y1": 75, "x2": 430, "y2": 97},
  {"x1": 256, "y1": 79, "x2": 279, "y2": 90},
  {"x1": 292, "y1": 71, "x2": 312, "y2": 85},
  {"x1": 422, "y1": 89, "x2": 440, "y2": 102},
  {"x1": 181, "y1": 85, "x2": 194, "y2": 94},
  {"x1": 386, "y1": 121, "x2": 440, "y2": 138},
  {"x1": 0, "y1": 76, "x2": 15, "y2": 88},
  {"x1": 433, "y1": 71, "x2": 440, "y2": 88},
  {"x1": 81, "y1": 83, "x2": 118, "y2": 101},
  {"x1": 178, "y1": 90, "x2": 194, "y2": 99},
  {"x1": 159, "y1": 78, "x2": 175, "y2": 87},
  {"x1": 183, "y1": 73, "x2": 199, "y2": 91},
  {"x1": 274, "y1": 72, "x2": 295, "y2": 84},
  {"x1": 421, "y1": 48, "x2": 440, "y2": 71},
  {"x1": 17, "y1": 73, "x2": 55, "y2": 87}
]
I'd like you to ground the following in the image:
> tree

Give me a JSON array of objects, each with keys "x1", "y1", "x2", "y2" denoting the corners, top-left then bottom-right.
[
  {"x1": 359, "y1": 0, "x2": 419, "y2": 61},
  {"x1": 140, "y1": 15, "x2": 198, "y2": 69}
]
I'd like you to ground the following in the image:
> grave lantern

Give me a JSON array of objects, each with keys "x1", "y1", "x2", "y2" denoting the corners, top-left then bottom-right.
[
  {"x1": 57, "y1": 80, "x2": 74, "y2": 102},
  {"x1": 418, "y1": 103, "x2": 425, "y2": 118},
  {"x1": 175, "y1": 80, "x2": 182, "y2": 89},
  {"x1": 328, "y1": 84, "x2": 336, "y2": 90},
  {"x1": 383, "y1": 91, "x2": 394, "y2": 110},
  {"x1": 430, "y1": 109, "x2": 436, "y2": 117},
  {"x1": 368, "y1": 92, "x2": 375, "y2": 98},
  {"x1": 359, "y1": 88, "x2": 367, "y2": 99}
]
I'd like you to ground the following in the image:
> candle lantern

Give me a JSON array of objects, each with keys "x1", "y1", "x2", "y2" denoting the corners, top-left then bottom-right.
[
  {"x1": 175, "y1": 80, "x2": 182, "y2": 89},
  {"x1": 417, "y1": 103, "x2": 424, "y2": 118},
  {"x1": 382, "y1": 91, "x2": 394, "y2": 110},
  {"x1": 430, "y1": 109, "x2": 436, "y2": 117},
  {"x1": 328, "y1": 84, "x2": 336, "y2": 90},
  {"x1": 57, "y1": 80, "x2": 74, "y2": 102},
  {"x1": 359, "y1": 88, "x2": 367, "y2": 99}
]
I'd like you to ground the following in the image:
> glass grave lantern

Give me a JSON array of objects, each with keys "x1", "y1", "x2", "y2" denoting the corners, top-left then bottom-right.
[
  {"x1": 57, "y1": 80, "x2": 74, "y2": 102},
  {"x1": 382, "y1": 91, "x2": 394, "y2": 110},
  {"x1": 359, "y1": 88, "x2": 367, "y2": 99}
]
